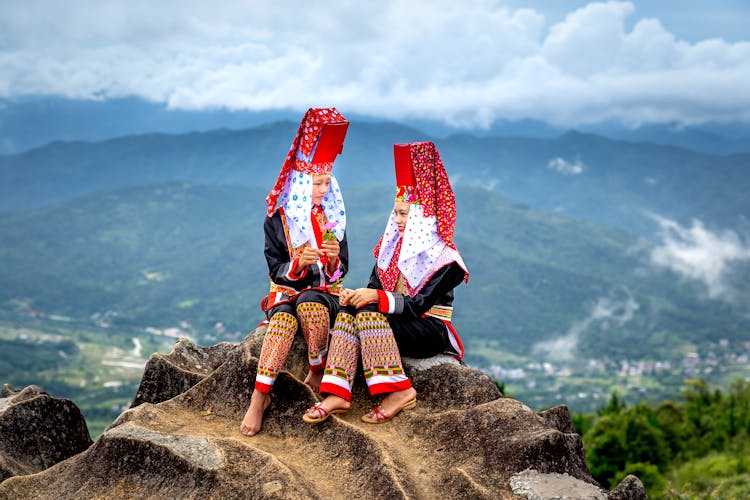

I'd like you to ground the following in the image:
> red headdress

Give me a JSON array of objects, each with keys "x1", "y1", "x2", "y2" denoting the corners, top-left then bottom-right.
[
  {"x1": 375, "y1": 141, "x2": 468, "y2": 294},
  {"x1": 394, "y1": 141, "x2": 457, "y2": 248},
  {"x1": 265, "y1": 108, "x2": 349, "y2": 216}
]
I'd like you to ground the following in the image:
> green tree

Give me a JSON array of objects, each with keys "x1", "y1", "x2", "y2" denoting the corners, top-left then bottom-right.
[
  {"x1": 585, "y1": 405, "x2": 668, "y2": 488},
  {"x1": 598, "y1": 391, "x2": 625, "y2": 416}
]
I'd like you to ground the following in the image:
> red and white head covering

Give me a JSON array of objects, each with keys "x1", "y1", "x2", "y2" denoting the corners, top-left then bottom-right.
[
  {"x1": 374, "y1": 142, "x2": 469, "y2": 295},
  {"x1": 265, "y1": 108, "x2": 349, "y2": 248}
]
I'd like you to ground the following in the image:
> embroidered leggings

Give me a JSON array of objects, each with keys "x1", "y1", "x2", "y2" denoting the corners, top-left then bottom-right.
[
  {"x1": 255, "y1": 290, "x2": 336, "y2": 393},
  {"x1": 319, "y1": 309, "x2": 411, "y2": 401}
]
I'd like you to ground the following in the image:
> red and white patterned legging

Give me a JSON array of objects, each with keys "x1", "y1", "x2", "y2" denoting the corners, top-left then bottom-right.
[
  {"x1": 254, "y1": 301, "x2": 330, "y2": 393},
  {"x1": 319, "y1": 310, "x2": 412, "y2": 401}
]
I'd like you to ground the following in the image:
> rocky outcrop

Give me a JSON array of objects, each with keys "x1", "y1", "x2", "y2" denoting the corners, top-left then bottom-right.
[
  {"x1": 130, "y1": 337, "x2": 235, "y2": 407},
  {"x1": 0, "y1": 384, "x2": 92, "y2": 482},
  {"x1": 0, "y1": 327, "x2": 646, "y2": 498}
]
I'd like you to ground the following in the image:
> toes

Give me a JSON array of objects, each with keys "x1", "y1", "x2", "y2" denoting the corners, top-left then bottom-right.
[{"x1": 240, "y1": 424, "x2": 258, "y2": 436}]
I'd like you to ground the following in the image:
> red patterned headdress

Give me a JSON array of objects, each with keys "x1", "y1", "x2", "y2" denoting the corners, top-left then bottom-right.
[
  {"x1": 265, "y1": 108, "x2": 349, "y2": 216},
  {"x1": 394, "y1": 144, "x2": 419, "y2": 204},
  {"x1": 394, "y1": 141, "x2": 457, "y2": 248}
]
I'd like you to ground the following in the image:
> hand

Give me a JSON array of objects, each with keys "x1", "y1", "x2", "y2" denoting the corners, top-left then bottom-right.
[
  {"x1": 346, "y1": 288, "x2": 379, "y2": 308},
  {"x1": 321, "y1": 240, "x2": 340, "y2": 261},
  {"x1": 294, "y1": 247, "x2": 323, "y2": 274},
  {"x1": 322, "y1": 240, "x2": 340, "y2": 273},
  {"x1": 338, "y1": 287, "x2": 351, "y2": 306}
]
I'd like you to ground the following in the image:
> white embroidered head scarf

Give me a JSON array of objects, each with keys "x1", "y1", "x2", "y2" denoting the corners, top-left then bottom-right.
[
  {"x1": 265, "y1": 108, "x2": 348, "y2": 248},
  {"x1": 374, "y1": 142, "x2": 468, "y2": 295}
]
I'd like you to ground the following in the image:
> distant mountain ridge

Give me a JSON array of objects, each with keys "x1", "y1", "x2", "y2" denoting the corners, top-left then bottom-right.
[
  {"x1": 2, "y1": 121, "x2": 748, "y2": 241},
  {"x1": 1, "y1": 182, "x2": 746, "y2": 365},
  {"x1": 2, "y1": 97, "x2": 749, "y2": 155}
]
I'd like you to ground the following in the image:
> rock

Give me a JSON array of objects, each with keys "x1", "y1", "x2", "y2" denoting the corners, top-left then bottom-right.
[
  {"x1": 0, "y1": 384, "x2": 92, "y2": 482},
  {"x1": 130, "y1": 337, "x2": 235, "y2": 408},
  {"x1": 538, "y1": 405, "x2": 577, "y2": 434},
  {"x1": 608, "y1": 475, "x2": 647, "y2": 500},
  {"x1": 0, "y1": 327, "x2": 644, "y2": 498},
  {"x1": 509, "y1": 469, "x2": 606, "y2": 499}
]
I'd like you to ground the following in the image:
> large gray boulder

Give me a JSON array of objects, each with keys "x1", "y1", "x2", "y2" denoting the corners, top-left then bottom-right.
[{"x1": 0, "y1": 384, "x2": 92, "y2": 482}]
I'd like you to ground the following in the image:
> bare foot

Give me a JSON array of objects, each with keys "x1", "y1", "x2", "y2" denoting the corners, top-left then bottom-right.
[
  {"x1": 303, "y1": 369, "x2": 324, "y2": 393},
  {"x1": 240, "y1": 390, "x2": 271, "y2": 436},
  {"x1": 303, "y1": 395, "x2": 351, "y2": 421},
  {"x1": 372, "y1": 387, "x2": 417, "y2": 419}
]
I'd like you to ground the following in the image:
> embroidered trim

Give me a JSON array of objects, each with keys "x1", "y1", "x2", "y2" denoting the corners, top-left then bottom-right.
[
  {"x1": 395, "y1": 185, "x2": 419, "y2": 204},
  {"x1": 425, "y1": 305, "x2": 453, "y2": 322},
  {"x1": 295, "y1": 158, "x2": 335, "y2": 175},
  {"x1": 364, "y1": 365, "x2": 405, "y2": 378}
]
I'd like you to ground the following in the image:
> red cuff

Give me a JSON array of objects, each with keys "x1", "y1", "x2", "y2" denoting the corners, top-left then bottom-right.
[
  {"x1": 288, "y1": 258, "x2": 308, "y2": 279},
  {"x1": 368, "y1": 379, "x2": 412, "y2": 396},
  {"x1": 377, "y1": 290, "x2": 389, "y2": 313},
  {"x1": 254, "y1": 381, "x2": 273, "y2": 394},
  {"x1": 325, "y1": 258, "x2": 340, "y2": 277},
  {"x1": 320, "y1": 382, "x2": 352, "y2": 402}
]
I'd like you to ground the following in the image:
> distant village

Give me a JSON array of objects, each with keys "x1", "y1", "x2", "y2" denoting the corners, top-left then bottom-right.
[{"x1": 483, "y1": 339, "x2": 750, "y2": 410}]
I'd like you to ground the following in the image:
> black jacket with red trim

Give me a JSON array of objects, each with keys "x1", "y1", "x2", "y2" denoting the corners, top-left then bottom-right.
[
  {"x1": 264, "y1": 209, "x2": 349, "y2": 291},
  {"x1": 366, "y1": 262, "x2": 464, "y2": 317}
]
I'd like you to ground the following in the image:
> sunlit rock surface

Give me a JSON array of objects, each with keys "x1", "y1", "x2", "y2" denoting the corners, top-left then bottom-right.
[{"x1": 0, "y1": 327, "x2": 645, "y2": 498}]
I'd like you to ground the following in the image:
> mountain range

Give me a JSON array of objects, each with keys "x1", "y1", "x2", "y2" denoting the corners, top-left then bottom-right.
[
  {"x1": 3, "y1": 97, "x2": 750, "y2": 155},
  {"x1": 1, "y1": 113, "x2": 750, "y2": 414},
  {"x1": 1, "y1": 181, "x2": 747, "y2": 365},
  {"x1": 2, "y1": 120, "x2": 749, "y2": 241}
]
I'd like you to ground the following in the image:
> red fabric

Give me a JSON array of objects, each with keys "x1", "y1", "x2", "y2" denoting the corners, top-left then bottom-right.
[
  {"x1": 310, "y1": 205, "x2": 328, "y2": 267},
  {"x1": 319, "y1": 381, "x2": 352, "y2": 402},
  {"x1": 372, "y1": 235, "x2": 383, "y2": 259},
  {"x1": 310, "y1": 358, "x2": 326, "y2": 372},
  {"x1": 393, "y1": 143, "x2": 416, "y2": 188},
  {"x1": 368, "y1": 379, "x2": 413, "y2": 396},
  {"x1": 409, "y1": 142, "x2": 457, "y2": 248},
  {"x1": 254, "y1": 381, "x2": 273, "y2": 394},
  {"x1": 375, "y1": 238, "x2": 407, "y2": 293},
  {"x1": 311, "y1": 121, "x2": 349, "y2": 163},
  {"x1": 376, "y1": 290, "x2": 389, "y2": 313},
  {"x1": 294, "y1": 158, "x2": 335, "y2": 175},
  {"x1": 265, "y1": 108, "x2": 348, "y2": 216}
]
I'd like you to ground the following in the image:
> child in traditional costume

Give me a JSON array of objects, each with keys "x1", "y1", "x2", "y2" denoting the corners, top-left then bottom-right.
[
  {"x1": 241, "y1": 108, "x2": 350, "y2": 436},
  {"x1": 303, "y1": 141, "x2": 469, "y2": 424}
]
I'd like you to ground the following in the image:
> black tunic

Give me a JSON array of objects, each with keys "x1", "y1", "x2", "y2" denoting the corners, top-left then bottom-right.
[
  {"x1": 353, "y1": 262, "x2": 465, "y2": 359},
  {"x1": 263, "y1": 209, "x2": 349, "y2": 323}
]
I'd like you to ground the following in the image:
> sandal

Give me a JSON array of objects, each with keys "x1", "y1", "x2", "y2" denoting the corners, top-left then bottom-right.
[
  {"x1": 361, "y1": 397, "x2": 417, "y2": 424},
  {"x1": 302, "y1": 402, "x2": 348, "y2": 424}
]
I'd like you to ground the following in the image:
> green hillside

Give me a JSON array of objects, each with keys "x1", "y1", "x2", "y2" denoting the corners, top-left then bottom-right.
[
  {"x1": 2, "y1": 124, "x2": 748, "y2": 240},
  {"x1": 2, "y1": 182, "x2": 749, "y2": 415},
  {"x1": 0, "y1": 182, "x2": 723, "y2": 347}
]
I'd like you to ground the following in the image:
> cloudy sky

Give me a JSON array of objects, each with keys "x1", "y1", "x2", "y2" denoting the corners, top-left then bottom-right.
[{"x1": 1, "y1": 0, "x2": 749, "y2": 128}]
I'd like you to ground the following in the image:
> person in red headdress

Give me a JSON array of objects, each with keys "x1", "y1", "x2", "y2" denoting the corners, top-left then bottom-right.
[
  {"x1": 302, "y1": 141, "x2": 469, "y2": 424},
  {"x1": 241, "y1": 108, "x2": 350, "y2": 436}
]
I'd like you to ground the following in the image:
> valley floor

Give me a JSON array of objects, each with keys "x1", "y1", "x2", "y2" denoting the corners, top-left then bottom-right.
[{"x1": 3, "y1": 313, "x2": 750, "y2": 436}]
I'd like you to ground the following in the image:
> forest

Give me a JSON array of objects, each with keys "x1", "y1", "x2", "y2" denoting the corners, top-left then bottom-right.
[{"x1": 577, "y1": 378, "x2": 750, "y2": 498}]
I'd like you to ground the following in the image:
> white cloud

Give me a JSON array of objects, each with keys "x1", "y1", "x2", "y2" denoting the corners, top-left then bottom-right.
[
  {"x1": 649, "y1": 214, "x2": 750, "y2": 301},
  {"x1": 533, "y1": 288, "x2": 639, "y2": 362},
  {"x1": 0, "y1": 1, "x2": 748, "y2": 127},
  {"x1": 548, "y1": 157, "x2": 584, "y2": 175}
]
